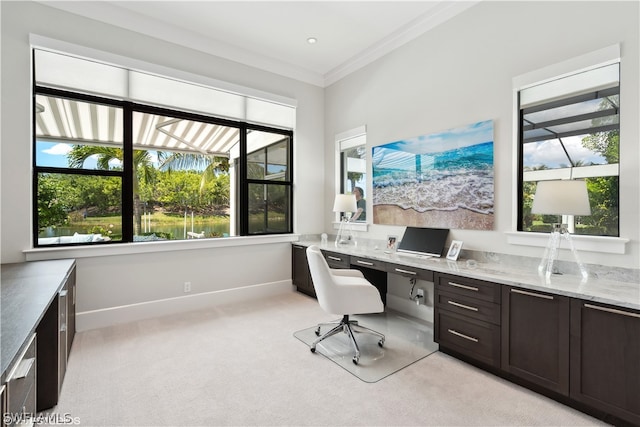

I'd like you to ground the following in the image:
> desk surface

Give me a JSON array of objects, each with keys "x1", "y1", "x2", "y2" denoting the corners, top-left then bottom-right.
[
  {"x1": 0, "y1": 259, "x2": 76, "y2": 381},
  {"x1": 295, "y1": 240, "x2": 639, "y2": 311}
]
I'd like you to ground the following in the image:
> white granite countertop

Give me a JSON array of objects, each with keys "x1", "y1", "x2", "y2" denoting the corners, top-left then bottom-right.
[{"x1": 295, "y1": 239, "x2": 640, "y2": 311}]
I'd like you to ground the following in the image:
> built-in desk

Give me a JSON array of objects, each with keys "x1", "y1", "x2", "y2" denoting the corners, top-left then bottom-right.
[
  {"x1": 1, "y1": 259, "x2": 76, "y2": 422},
  {"x1": 292, "y1": 241, "x2": 640, "y2": 426}
]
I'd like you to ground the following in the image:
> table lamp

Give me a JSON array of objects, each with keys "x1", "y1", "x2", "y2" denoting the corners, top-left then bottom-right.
[
  {"x1": 333, "y1": 194, "x2": 357, "y2": 246},
  {"x1": 531, "y1": 180, "x2": 591, "y2": 280}
]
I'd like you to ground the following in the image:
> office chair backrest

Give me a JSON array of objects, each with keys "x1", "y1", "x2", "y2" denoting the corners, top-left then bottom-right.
[{"x1": 306, "y1": 245, "x2": 341, "y2": 314}]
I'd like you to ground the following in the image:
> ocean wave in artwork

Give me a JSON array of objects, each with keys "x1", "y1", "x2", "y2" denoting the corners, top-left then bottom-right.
[
  {"x1": 372, "y1": 170, "x2": 494, "y2": 214},
  {"x1": 372, "y1": 141, "x2": 494, "y2": 215}
]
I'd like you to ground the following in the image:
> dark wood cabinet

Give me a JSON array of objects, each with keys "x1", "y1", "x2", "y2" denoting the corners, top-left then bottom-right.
[
  {"x1": 435, "y1": 273, "x2": 501, "y2": 368},
  {"x1": 5, "y1": 334, "x2": 36, "y2": 426},
  {"x1": 386, "y1": 262, "x2": 434, "y2": 282},
  {"x1": 35, "y1": 264, "x2": 77, "y2": 411},
  {"x1": 322, "y1": 250, "x2": 349, "y2": 269},
  {"x1": 502, "y1": 287, "x2": 570, "y2": 395},
  {"x1": 570, "y1": 299, "x2": 640, "y2": 425},
  {"x1": 67, "y1": 267, "x2": 76, "y2": 356},
  {"x1": 292, "y1": 244, "x2": 314, "y2": 297}
]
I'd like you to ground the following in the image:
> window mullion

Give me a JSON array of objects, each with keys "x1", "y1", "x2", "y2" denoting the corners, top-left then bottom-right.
[
  {"x1": 122, "y1": 102, "x2": 134, "y2": 242},
  {"x1": 239, "y1": 125, "x2": 248, "y2": 236}
]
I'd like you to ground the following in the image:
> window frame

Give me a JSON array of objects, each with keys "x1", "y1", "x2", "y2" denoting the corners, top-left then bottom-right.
[
  {"x1": 33, "y1": 86, "x2": 294, "y2": 247},
  {"x1": 507, "y1": 44, "x2": 629, "y2": 254},
  {"x1": 516, "y1": 66, "x2": 620, "y2": 238}
]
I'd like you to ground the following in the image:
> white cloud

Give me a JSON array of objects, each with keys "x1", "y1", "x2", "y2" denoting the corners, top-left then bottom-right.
[{"x1": 43, "y1": 143, "x2": 72, "y2": 155}]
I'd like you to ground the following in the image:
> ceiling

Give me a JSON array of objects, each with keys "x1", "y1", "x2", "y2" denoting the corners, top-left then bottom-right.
[{"x1": 37, "y1": 1, "x2": 479, "y2": 87}]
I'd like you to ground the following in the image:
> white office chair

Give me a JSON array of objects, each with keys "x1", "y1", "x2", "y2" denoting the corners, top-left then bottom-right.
[{"x1": 306, "y1": 245, "x2": 385, "y2": 364}]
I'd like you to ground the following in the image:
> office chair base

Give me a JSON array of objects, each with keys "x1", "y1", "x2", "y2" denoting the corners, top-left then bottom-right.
[{"x1": 310, "y1": 315, "x2": 385, "y2": 365}]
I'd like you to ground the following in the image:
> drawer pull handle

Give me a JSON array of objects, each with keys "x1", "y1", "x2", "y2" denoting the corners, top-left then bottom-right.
[
  {"x1": 447, "y1": 329, "x2": 479, "y2": 343},
  {"x1": 9, "y1": 357, "x2": 35, "y2": 381},
  {"x1": 584, "y1": 303, "x2": 640, "y2": 318},
  {"x1": 327, "y1": 256, "x2": 342, "y2": 261},
  {"x1": 356, "y1": 260, "x2": 374, "y2": 266},
  {"x1": 448, "y1": 282, "x2": 478, "y2": 292},
  {"x1": 448, "y1": 300, "x2": 479, "y2": 312},
  {"x1": 511, "y1": 288, "x2": 553, "y2": 300},
  {"x1": 395, "y1": 268, "x2": 417, "y2": 275},
  {"x1": 60, "y1": 290, "x2": 68, "y2": 297}
]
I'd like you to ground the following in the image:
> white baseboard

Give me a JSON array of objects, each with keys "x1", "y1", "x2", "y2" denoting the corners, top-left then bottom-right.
[
  {"x1": 76, "y1": 280, "x2": 294, "y2": 331},
  {"x1": 386, "y1": 293, "x2": 434, "y2": 324}
]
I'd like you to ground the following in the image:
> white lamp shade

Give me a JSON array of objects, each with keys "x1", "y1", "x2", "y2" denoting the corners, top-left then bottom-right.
[
  {"x1": 531, "y1": 180, "x2": 591, "y2": 216},
  {"x1": 333, "y1": 194, "x2": 357, "y2": 213}
]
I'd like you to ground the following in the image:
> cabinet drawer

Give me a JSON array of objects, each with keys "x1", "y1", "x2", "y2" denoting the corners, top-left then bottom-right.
[
  {"x1": 436, "y1": 310, "x2": 500, "y2": 368},
  {"x1": 322, "y1": 250, "x2": 350, "y2": 269},
  {"x1": 6, "y1": 334, "x2": 36, "y2": 421},
  {"x1": 350, "y1": 256, "x2": 386, "y2": 271},
  {"x1": 436, "y1": 291, "x2": 501, "y2": 325},
  {"x1": 386, "y1": 262, "x2": 433, "y2": 281},
  {"x1": 436, "y1": 273, "x2": 500, "y2": 303}
]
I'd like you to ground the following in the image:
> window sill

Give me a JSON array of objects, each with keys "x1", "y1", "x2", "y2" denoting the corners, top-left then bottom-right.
[
  {"x1": 332, "y1": 221, "x2": 369, "y2": 232},
  {"x1": 505, "y1": 231, "x2": 629, "y2": 254},
  {"x1": 24, "y1": 234, "x2": 299, "y2": 261}
]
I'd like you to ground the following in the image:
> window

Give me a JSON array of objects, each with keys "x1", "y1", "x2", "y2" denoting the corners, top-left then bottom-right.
[
  {"x1": 517, "y1": 62, "x2": 620, "y2": 237},
  {"x1": 245, "y1": 129, "x2": 292, "y2": 234},
  {"x1": 35, "y1": 93, "x2": 125, "y2": 244},
  {"x1": 34, "y1": 88, "x2": 293, "y2": 246},
  {"x1": 32, "y1": 45, "x2": 295, "y2": 247},
  {"x1": 335, "y1": 128, "x2": 367, "y2": 223}
]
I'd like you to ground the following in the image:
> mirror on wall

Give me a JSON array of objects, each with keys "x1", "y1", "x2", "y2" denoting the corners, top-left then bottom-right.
[{"x1": 335, "y1": 127, "x2": 367, "y2": 224}]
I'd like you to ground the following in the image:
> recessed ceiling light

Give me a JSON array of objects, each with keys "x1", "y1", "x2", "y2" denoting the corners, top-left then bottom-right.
[{"x1": 307, "y1": 37, "x2": 318, "y2": 44}]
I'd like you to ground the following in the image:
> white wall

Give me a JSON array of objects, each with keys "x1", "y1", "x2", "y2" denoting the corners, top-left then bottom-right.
[
  {"x1": 324, "y1": 1, "x2": 639, "y2": 270},
  {"x1": 0, "y1": 1, "x2": 325, "y2": 328}
]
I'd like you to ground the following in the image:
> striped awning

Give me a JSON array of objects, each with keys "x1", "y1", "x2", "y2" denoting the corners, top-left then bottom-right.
[{"x1": 35, "y1": 94, "x2": 240, "y2": 156}]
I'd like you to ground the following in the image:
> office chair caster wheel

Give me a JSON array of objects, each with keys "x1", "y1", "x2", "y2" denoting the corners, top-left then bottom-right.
[
  {"x1": 315, "y1": 327, "x2": 321, "y2": 336},
  {"x1": 378, "y1": 339, "x2": 384, "y2": 347},
  {"x1": 352, "y1": 356, "x2": 359, "y2": 365},
  {"x1": 310, "y1": 346, "x2": 316, "y2": 353}
]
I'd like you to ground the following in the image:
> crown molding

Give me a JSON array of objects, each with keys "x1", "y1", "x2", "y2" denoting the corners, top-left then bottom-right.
[{"x1": 35, "y1": 1, "x2": 479, "y2": 88}]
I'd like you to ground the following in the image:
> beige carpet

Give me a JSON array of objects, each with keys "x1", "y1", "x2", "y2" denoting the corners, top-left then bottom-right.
[{"x1": 47, "y1": 292, "x2": 606, "y2": 426}]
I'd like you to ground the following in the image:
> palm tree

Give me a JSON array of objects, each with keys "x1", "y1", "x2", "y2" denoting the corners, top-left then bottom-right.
[
  {"x1": 158, "y1": 153, "x2": 229, "y2": 196},
  {"x1": 67, "y1": 146, "x2": 155, "y2": 235}
]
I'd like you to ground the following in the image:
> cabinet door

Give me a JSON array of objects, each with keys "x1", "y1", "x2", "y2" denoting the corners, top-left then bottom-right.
[
  {"x1": 58, "y1": 284, "x2": 68, "y2": 395},
  {"x1": 570, "y1": 300, "x2": 640, "y2": 425},
  {"x1": 501, "y1": 287, "x2": 570, "y2": 395},
  {"x1": 436, "y1": 309, "x2": 501, "y2": 368},
  {"x1": 6, "y1": 334, "x2": 36, "y2": 425},
  {"x1": 292, "y1": 245, "x2": 314, "y2": 297},
  {"x1": 67, "y1": 266, "x2": 76, "y2": 355},
  {"x1": 36, "y1": 294, "x2": 60, "y2": 411}
]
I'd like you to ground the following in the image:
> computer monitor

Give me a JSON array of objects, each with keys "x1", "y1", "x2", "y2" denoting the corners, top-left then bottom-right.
[{"x1": 397, "y1": 227, "x2": 449, "y2": 258}]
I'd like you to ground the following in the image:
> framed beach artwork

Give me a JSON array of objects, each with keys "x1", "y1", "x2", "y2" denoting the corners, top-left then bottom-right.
[{"x1": 371, "y1": 120, "x2": 494, "y2": 230}]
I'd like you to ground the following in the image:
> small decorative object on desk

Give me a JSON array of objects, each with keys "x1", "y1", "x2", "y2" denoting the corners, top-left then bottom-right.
[
  {"x1": 386, "y1": 235, "x2": 397, "y2": 252},
  {"x1": 321, "y1": 233, "x2": 328, "y2": 246},
  {"x1": 446, "y1": 240, "x2": 463, "y2": 261}
]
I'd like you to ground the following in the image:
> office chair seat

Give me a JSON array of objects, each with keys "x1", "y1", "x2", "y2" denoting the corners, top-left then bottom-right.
[{"x1": 306, "y1": 245, "x2": 385, "y2": 364}]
